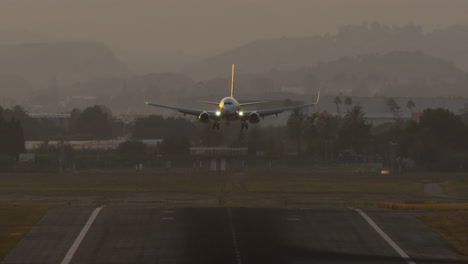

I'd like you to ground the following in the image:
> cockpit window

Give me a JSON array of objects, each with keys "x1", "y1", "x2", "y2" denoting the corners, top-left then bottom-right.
[{"x1": 224, "y1": 102, "x2": 232, "y2": 105}]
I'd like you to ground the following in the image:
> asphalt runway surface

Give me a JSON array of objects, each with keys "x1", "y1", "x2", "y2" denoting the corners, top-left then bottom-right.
[{"x1": 2, "y1": 207, "x2": 466, "y2": 264}]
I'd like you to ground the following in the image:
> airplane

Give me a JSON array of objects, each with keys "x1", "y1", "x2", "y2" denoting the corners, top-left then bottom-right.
[{"x1": 145, "y1": 64, "x2": 320, "y2": 129}]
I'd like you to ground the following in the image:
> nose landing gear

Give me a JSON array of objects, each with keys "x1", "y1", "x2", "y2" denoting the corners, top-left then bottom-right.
[
  {"x1": 241, "y1": 122, "x2": 249, "y2": 130},
  {"x1": 212, "y1": 122, "x2": 220, "y2": 130}
]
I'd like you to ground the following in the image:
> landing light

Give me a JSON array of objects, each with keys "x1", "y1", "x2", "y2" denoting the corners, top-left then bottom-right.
[
  {"x1": 238, "y1": 111, "x2": 244, "y2": 116},
  {"x1": 215, "y1": 111, "x2": 221, "y2": 116}
]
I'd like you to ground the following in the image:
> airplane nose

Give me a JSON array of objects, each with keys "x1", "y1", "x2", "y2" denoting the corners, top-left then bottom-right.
[{"x1": 222, "y1": 105, "x2": 233, "y2": 114}]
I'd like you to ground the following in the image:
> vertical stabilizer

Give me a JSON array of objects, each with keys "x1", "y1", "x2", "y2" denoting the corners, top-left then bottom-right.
[{"x1": 231, "y1": 64, "x2": 235, "y2": 98}]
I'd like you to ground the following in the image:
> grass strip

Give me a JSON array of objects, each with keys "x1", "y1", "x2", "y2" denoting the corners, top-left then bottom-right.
[
  {"x1": 0, "y1": 201, "x2": 62, "y2": 261},
  {"x1": 419, "y1": 211, "x2": 468, "y2": 256},
  {"x1": 381, "y1": 202, "x2": 468, "y2": 210}
]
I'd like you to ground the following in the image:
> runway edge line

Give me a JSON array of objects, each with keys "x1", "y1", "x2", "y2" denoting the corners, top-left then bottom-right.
[
  {"x1": 352, "y1": 208, "x2": 417, "y2": 264},
  {"x1": 60, "y1": 206, "x2": 105, "y2": 264}
]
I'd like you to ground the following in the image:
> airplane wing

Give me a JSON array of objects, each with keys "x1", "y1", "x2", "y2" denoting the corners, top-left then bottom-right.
[
  {"x1": 239, "y1": 101, "x2": 269, "y2": 106},
  {"x1": 253, "y1": 103, "x2": 318, "y2": 117},
  {"x1": 199, "y1": 101, "x2": 220, "y2": 105},
  {"x1": 247, "y1": 91, "x2": 320, "y2": 117},
  {"x1": 145, "y1": 102, "x2": 210, "y2": 116}
]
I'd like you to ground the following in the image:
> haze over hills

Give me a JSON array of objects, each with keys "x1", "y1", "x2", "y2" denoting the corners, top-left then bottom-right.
[
  {"x1": 0, "y1": 29, "x2": 60, "y2": 45},
  {"x1": 48, "y1": 50, "x2": 468, "y2": 116},
  {"x1": 0, "y1": 74, "x2": 32, "y2": 105},
  {"x1": 62, "y1": 72, "x2": 195, "y2": 114},
  {"x1": 0, "y1": 42, "x2": 131, "y2": 90},
  {"x1": 187, "y1": 24, "x2": 468, "y2": 80},
  {"x1": 1, "y1": 23, "x2": 468, "y2": 115},
  {"x1": 112, "y1": 47, "x2": 200, "y2": 75},
  {"x1": 198, "y1": 51, "x2": 468, "y2": 98}
]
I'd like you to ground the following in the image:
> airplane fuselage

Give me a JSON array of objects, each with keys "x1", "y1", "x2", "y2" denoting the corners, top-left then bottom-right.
[{"x1": 218, "y1": 97, "x2": 242, "y2": 120}]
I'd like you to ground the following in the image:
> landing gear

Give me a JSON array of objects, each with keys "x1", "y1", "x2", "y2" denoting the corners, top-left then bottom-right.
[
  {"x1": 241, "y1": 122, "x2": 249, "y2": 130},
  {"x1": 212, "y1": 122, "x2": 220, "y2": 130}
]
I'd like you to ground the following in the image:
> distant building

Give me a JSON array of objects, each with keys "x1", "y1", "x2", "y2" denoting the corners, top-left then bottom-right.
[
  {"x1": 60, "y1": 95, "x2": 97, "y2": 108},
  {"x1": 30, "y1": 113, "x2": 71, "y2": 129},
  {"x1": 25, "y1": 139, "x2": 163, "y2": 151},
  {"x1": 365, "y1": 113, "x2": 411, "y2": 125}
]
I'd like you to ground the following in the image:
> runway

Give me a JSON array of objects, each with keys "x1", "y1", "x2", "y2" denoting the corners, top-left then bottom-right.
[{"x1": 2, "y1": 207, "x2": 466, "y2": 264}]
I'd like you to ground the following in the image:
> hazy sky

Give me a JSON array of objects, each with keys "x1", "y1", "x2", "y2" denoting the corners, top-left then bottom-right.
[{"x1": 1, "y1": 0, "x2": 468, "y2": 55}]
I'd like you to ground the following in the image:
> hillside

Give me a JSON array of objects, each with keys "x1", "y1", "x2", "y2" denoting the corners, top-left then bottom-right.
[
  {"x1": 112, "y1": 47, "x2": 200, "y2": 74},
  {"x1": 0, "y1": 74, "x2": 32, "y2": 105},
  {"x1": 0, "y1": 42, "x2": 131, "y2": 89},
  {"x1": 187, "y1": 24, "x2": 468, "y2": 80},
  {"x1": 196, "y1": 51, "x2": 468, "y2": 97},
  {"x1": 63, "y1": 72, "x2": 195, "y2": 114}
]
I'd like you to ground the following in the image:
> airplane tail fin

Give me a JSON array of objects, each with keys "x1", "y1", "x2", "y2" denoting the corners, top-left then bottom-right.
[{"x1": 230, "y1": 64, "x2": 235, "y2": 98}]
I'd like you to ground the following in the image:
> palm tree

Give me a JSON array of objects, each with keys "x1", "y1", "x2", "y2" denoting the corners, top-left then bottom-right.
[
  {"x1": 287, "y1": 109, "x2": 306, "y2": 155},
  {"x1": 406, "y1": 100, "x2": 416, "y2": 113},
  {"x1": 387, "y1": 98, "x2": 403, "y2": 123},
  {"x1": 342, "y1": 105, "x2": 370, "y2": 154},
  {"x1": 333, "y1": 96, "x2": 342, "y2": 114},
  {"x1": 345, "y1": 105, "x2": 366, "y2": 126},
  {"x1": 344, "y1": 97, "x2": 353, "y2": 111}
]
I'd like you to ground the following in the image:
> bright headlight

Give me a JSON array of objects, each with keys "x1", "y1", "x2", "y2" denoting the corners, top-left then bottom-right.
[
  {"x1": 238, "y1": 111, "x2": 244, "y2": 116},
  {"x1": 215, "y1": 111, "x2": 221, "y2": 116}
]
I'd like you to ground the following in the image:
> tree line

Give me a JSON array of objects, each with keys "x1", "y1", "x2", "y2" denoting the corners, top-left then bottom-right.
[
  {"x1": 0, "y1": 106, "x2": 25, "y2": 160},
  {"x1": 286, "y1": 105, "x2": 468, "y2": 170},
  {"x1": 2, "y1": 103, "x2": 468, "y2": 170}
]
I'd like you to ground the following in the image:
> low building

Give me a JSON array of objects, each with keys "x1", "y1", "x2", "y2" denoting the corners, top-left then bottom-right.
[
  {"x1": 30, "y1": 113, "x2": 71, "y2": 129},
  {"x1": 25, "y1": 139, "x2": 163, "y2": 151}
]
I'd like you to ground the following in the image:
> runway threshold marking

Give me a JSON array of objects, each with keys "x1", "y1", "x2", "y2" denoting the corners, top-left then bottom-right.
[
  {"x1": 60, "y1": 206, "x2": 105, "y2": 264},
  {"x1": 353, "y1": 208, "x2": 416, "y2": 264},
  {"x1": 227, "y1": 208, "x2": 242, "y2": 264}
]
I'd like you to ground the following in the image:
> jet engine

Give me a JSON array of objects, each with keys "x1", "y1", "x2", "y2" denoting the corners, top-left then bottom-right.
[
  {"x1": 198, "y1": 111, "x2": 210, "y2": 123},
  {"x1": 248, "y1": 112, "x2": 261, "y2": 123}
]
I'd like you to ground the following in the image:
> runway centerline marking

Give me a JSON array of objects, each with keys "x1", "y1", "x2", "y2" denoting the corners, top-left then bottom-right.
[
  {"x1": 352, "y1": 208, "x2": 416, "y2": 264},
  {"x1": 163, "y1": 210, "x2": 175, "y2": 213},
  {"x1": 60, "y1": 206, "x2": 105, "y2": 264},
  {"x1": 227, "y1": 208, "x2": 242, "y2": 264},
  {"x1": 287, "y1": 218, "x2": 300, "y2": 221},
  {"x1": 162, "y1": 217, "x2": 175, "y2": 220}
]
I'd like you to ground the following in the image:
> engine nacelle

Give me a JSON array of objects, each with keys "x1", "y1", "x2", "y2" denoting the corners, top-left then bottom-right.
[
  {"x1": 248, "y1": 112, "x2": 261, "y2": 124},
  {"x1": 198, "y1": 111, "x2": 211, "y2": 123}
]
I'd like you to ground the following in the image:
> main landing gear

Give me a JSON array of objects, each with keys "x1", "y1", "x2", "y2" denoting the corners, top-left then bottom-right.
[
  {"x1": 241, "y1": 122, "x2": 249, "y2": 130},
  {"x1": 212, "y1": 122, "x2": 220, "y2": 130}
]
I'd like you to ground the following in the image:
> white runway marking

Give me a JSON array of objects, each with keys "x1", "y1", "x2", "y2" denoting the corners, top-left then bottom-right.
[
  {"x1": 163, "y1": 210, "x2": 175, "y2": 213},
  {"x1": 60, "y1": 206, "x2": 105, "y2": 264},
  {"x1": 287, "y1": 218, "x2": 300, "y2": 221},
  {"x1": 353, "y1": 208, "x2": 416, "y2": 264},
  {"x1": 162, "y1": 217, "x2": 175, "y2": 220},
  {"x1": 227, "y1": 208, "x2": 242, "y2": 264}
]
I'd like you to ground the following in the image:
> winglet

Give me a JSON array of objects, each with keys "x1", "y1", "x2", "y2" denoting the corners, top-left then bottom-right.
[{"x1": 313, "y1": 91, "x2": 320, "y2": 106}]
